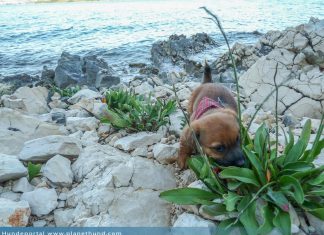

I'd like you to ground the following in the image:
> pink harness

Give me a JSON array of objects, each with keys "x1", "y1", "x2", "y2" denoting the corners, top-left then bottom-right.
[{"x1": 193, "y1": 97, "x2": 224, "y2": 120}]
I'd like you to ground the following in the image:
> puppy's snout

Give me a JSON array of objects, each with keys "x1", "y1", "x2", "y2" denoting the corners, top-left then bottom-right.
[{"x1": 234, "y1": 156, "x2": 245, "y2": 167}]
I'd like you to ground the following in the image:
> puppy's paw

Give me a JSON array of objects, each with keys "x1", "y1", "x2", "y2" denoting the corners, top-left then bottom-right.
[{"x1": 177, "y1": 155, "x2": 188, "y2": 170}]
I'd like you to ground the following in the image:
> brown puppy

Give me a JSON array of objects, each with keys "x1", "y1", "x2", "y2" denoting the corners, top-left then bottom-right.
[{"x1": 178, "y1": 64, "x2": 245, "y2": 169}]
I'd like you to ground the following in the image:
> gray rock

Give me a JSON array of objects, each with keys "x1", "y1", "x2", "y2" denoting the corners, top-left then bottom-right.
[
  {"x1": 19, "y1": 135, "x2": 82, "y2": 162},
  {"x1": 12, "y1": 177, "x2": 35, "y2": 193},
  {"x1": 83, "y1": 55, "x2": 109, "y2": 85},
  {"x1": 0, "y1": 73, "x2": 39, "y2": 96},
  {"x1": 66, "y1": 117, "x2": 100, "y2": 132},
  {"x1": 169, "y1": 110, "x2": 184, "y2": 136},
  {"x1": 42, "y1": 155, "x2": 73, "y2": 187},
  {"x1": 173, "y1": 213, "x2": 216, "y2": 231},
  {"x1": 306, "y1": 212, "x2": 324, "y2": 234},
  {"x1": 282, "y1": 113, "x2": 299, "y2": 127},
  {"x1": 74, "y1": 188, "x2": 172, "y2": 226},
  {"x1": 1, "y1": 192, "x2": 21, "y2": 202},
  {"x1": 95, "y1": 69, "x2": 120, "y2": 88},
  {"x1": 0, "y1": 198, "x2": 30, "y2": 226},
  {"x1": 54, "y1": 208, "x2": 75, "y2": 227},
  {"x1": 80, "y1": 130, "x2": 99, "y2": 147},
  {"x1": 131, "y1": 147, "x2": 148, "y2": 157},
  {"x1": 21, "y1": 188, "x2": 58, "y2": 217},
  {"x1": 0, "y1": 108, "x2": 65, "y2": 155},
  {"x1": 54, "y1": 52, "x2": 83, "y2": 88},
  {"x1": 32, "y1": 220, "x2": 47, "y2": 227},
  {"x1": 153, "y1": 143, "x2": 178, "y2": 164},
  {"x1": 0, "y1": 153, "x2": 27, "y2": 182},
  {"x1": 111, "y1": 161, "x2": 134, "y2": 187},
  {"x1": 9, "y1": 86, "x2": 49, "y2": 114},
  {"x1": 131, "y1": 157, "x2": 176, "y2": 190},
  {"x1": 239, "y1": 19, "x2": 324, "y2": 119},
  {"x1": 134, "y1": 82, "x2": 154, "y2": 96},
  {"x1": 114, "y1": 132, "x2": 162, "y2": 151},
  {"x1": 151, "y1": 33, "x2": 217, "y2": 66},
  {"x1": 67, "y1": 89, "x2": 102, "y2": 104}
]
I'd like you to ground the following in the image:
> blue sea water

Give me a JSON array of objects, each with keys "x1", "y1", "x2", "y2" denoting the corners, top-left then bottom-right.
[{"x1": 0, "y1": 0, "x2": 323, "y2": 76}]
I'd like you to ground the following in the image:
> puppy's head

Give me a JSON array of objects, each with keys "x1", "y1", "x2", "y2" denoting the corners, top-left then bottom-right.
[{"x1": 191, "y1": 109, "x2": 245, "y2": 167}]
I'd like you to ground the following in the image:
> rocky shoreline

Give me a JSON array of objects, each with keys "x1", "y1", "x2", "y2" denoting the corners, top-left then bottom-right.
[{"x1": 0, "y1": 18, "x2": 323, "y2": 233}]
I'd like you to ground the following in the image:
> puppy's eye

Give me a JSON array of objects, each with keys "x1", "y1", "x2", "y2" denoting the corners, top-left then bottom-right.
[{"x1": 214, "y1": 145, "x2": 226, "y2": 152}]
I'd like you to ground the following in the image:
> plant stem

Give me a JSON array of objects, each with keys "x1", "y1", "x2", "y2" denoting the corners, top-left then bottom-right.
[
  {"x1": 200, "y1": 7, "x2": 242, "y2": 139},
  {"x1": 273, "y1": 63, "x2": 279, "y2": 158}
]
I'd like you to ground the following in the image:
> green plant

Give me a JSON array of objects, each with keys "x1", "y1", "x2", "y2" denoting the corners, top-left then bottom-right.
[
  {"x1": 27, "y1": 162, "x2": 42, "y2": 181},
  {"x1": 101, "y1": 89, "x2": 176, "y2": 132},
  {"x1": 161, "y1": 119, "x2": 324, "y2": 234},
  {"x1": 51, "y1": 85, "x2": 81, "y2": 98},
  {"x1": 160, "y1": 7, "x2": 324, "y2": 235}
]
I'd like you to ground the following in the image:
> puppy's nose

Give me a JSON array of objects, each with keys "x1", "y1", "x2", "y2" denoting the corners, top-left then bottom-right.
[{"x1": 235, "y1": 158, "x2": 245, "y2": 167}]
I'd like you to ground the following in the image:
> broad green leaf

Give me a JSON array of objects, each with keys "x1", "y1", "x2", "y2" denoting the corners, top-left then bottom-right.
[
  {"x1": 284, "y1": 119, "x2": 311, "y2": 164},
  {"x1": 159, "y1": 188, "x2": 218, "y2": 205},
  {"x1": 279, "y1": 175, "x2": 304, "y2": 204},
  {"x1": 292, "y1": 165, "x2": 324, "y2": 179},
  {"x1": 200, "y1": 162, "x2": 209, "y2": 179},
  {"x1": 273, "y1": 209, "x2": 291, "y2": 235},
  {"x1": 243, "y1": 147, "x2": 267, "y2": 185},
  {"x1": 254, "y1": 123, "x2": 268, "y2": 157},
  {"x1": 308, "y1": 189, "x2": 324, "y2": 196},
  {"x1": 266, "y1": 189, "x2": 290, "y2": 212},
  {"x1": 217, "y1": 219, "x2": 247, "y2": 235},
  {"x1": 307, "y1": 208, "x2": 324, "y2": 220},
  {"x1": 257, "y1": 204, "x2": 274, "y2": 235},
  {"x1": 227, "y1": 181, "x2": 242, "y2": 190},
  {"x1": 282, "y1": 161, "x2": 314, "y2": 172},
  {"x1": 308, "y1": 173, "x2": 324, "y2": 186},
  {"x1": 187, "y1": 156, "x2": 204, "y2": 176},
  {"x1": 284, "y1": 128, "x2": 294, "y2": 155},
  {"x1": 238, "y1": 198, "x2": 259, "y2": 235},
  {"x1": 224, "y1": 192, "x2": 242, "y2": 212},
  {"x1": 27, "y1": 162, "x2": 41, "y2": 181},
  {"x1": 201, "y1": 204, "x2": 227, "y2": 216},
  {"x1": 303, "y1": 115, "x2": 323, "y2": 162},
  {"x1": 219, "y1": 167, "x2": 260, "y2": 187}
]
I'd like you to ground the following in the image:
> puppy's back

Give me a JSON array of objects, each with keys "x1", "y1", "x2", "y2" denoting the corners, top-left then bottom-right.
[{"x1": 188, "y1": 64, "x2": 237, "y2": 115}]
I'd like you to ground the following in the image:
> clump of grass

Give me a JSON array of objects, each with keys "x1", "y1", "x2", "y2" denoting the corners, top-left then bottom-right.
[
  {"x1": 50, "y1": 85, "x2": 81, "y2": 98},
  {"x1": 101, "y1": 89, "x2": 176, "y2": 132},
  {"x1": 160, "y1": 7, "x2": 324, "y2": 235},
  {"x1": 27, "y1": 162, "x2": 41, "y2": 181}
]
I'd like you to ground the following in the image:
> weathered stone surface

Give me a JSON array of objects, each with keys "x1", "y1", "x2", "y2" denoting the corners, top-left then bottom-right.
[
  {"x1": 6, "y1": 86, "x2": 50, "y2": 114},
  {"x1": 173, "y1": 213, "x2": 216, "y2": 231},
  {"x1": 114, "y1": 132, "x2": 162, "y2": 151},
  {"x1": 54, "y1": 52, "x2": 119, "y2": 88},
  {"x1": 153, "y1": 143, "x2": 178, "y2": 164},
  {"x1": 66, "y1": 117, "x2": 99, "y2": 132},
  {"x1": 0, "y1": 108, "x2": 64, "y2": 155},
  {"x1": 111, "y1": 160, "x2": 134, "y2": 187},
  {"x1": 80, "y1": 130, "x2": 99, "y2": 147},
  {"x1": 239, "y1": 18, "x2": 324, "y2": 118},
  {"x1": 19, "y1": 135, "x2": 82, "y2": 162},
  {"x1": 169, "y1": 110, "x2": 184, "y2": 136},
  {"x1": 54, "y1": 52, "x2": 83, "y2": 88},
  {"x1": 72, "y1": 188, "x2": 171, "y2": 226},
  {"x1": 54, "y1": 208, "x2": 75, "y2": 227},
  {"x1": 12, "y1": 177, "x2": 34, "y2": 193},
  {"x1": 131, "y1": 157, "x2": 176, "y2": 190},
  {"x1": 151, "y1": 33, "x2": 217, "y2": 65},
  {"x1": 134, "y1": 82, "x2": 154, "y2": 96},
  {"x1": 42, "y1": 155, "x2": 73, "y2": 187},
  {"x1": 0, "y1": 198, "x2": 30, "y2": 227},
  {"x1": 21, "y1": 188, "x2": 58, "y2": 217},
  {"x1": 1, "y1": 192, "x2": 21, "y2": 202},
  {"x1": 67, "y1": 89, "x2": 102, "y2": 104},
  {"x1": 0, "y1": 153, "x2": 27, "y2": 183},
  {"x1": 0, "y1": 73, "x2": 39, "y2": 96},
  {"x1": 307, "y1": 212, "x2": 324, "y2": 235}
]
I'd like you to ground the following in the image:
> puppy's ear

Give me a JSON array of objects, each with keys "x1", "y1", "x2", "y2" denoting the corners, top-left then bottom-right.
[{"x1": 178, "y1": 123, "x2": 200, "y2": 169}]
